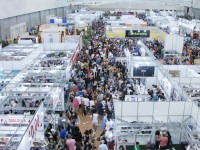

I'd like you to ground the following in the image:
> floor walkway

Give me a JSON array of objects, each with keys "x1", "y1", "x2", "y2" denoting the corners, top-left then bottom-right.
[{"x1": 78, "y1": 113, "x2": 100, "y2": 149}]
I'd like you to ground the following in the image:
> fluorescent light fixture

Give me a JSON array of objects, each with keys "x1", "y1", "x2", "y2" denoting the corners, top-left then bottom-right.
[{"x1": 135, "y1": 64, "x2": 139, "y2": 68}]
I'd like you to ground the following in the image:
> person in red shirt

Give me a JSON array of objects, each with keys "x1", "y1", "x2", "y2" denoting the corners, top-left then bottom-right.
[
  {"x1": 109, "y1": 140, "x2": 115, "y2": 150},
  {"x1": 158, "y1": 133, "x2": 168, "y2": 150}
]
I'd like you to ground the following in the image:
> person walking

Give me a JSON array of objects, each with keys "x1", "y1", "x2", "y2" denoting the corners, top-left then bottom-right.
[
  {"x1": 92, "y1": 109, "x2": 99, "y2": 132},
  {"x1": 98, "y1": 140, "x2": 108, "y2": 150},
  {"x1": 66, "y1": 134, "x2": 76, "y2": 150}
]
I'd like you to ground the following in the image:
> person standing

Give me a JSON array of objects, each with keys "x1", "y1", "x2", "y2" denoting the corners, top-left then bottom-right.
[
  {"x1": 72, "y1": 97, "x2": 79, "y2": 113},
  {"x1": 57, "y1": 113, "x2": 63, "y2": 132},
  {"x1": 92, "y1": 109, "x2": 99, "y2": 131},
  {"x1": 158, "y1": 133, "x2": 168, "y2": 150},
  {"x1": 98, "y1": 140, "x2": 108, "y2": 150},
  {"x1": 66, "y1": 134, "x2": 76, "y2": 150},
  {"x1": 155, "y1": 129, "x2": 160, "y2": 150},
  {"x1": 60, "y1": 126, "x2": 67, "y2": 144}
]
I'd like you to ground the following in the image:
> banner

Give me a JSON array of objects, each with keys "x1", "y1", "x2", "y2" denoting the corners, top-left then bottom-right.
[
  {"x1": 17, "y1": 103, "x2": 44, "y2": 150},
  {"x1": 125, "y1": 30, "x2": 150, "y2": 37},
  {"x1": 0, "y1": 115, "x2": 32, "y2": 124},
  {"x1": 20, "y1": 38, "x2": 36, "y2": 43},
  {"x1": 43, "y1": 32, "x2": 60, "y2": 43}
]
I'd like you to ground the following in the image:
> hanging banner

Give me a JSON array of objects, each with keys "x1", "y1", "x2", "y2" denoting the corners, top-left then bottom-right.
[
  {"x1": 17, "y1": 103, "x2": 44, "y2": 150},
  {"x1": 125, "y1": 30, "x2": 150, "y2": 37}
]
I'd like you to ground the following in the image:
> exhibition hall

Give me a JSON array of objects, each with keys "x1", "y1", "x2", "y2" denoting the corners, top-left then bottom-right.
[{"x1": 0, "y1": 0, "x2": 200, "y2": 150}]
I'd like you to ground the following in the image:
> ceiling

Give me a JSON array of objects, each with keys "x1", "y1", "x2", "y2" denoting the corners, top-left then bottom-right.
[{"x1": 71, "y1": 0, "x2": 199, "y2": 10}]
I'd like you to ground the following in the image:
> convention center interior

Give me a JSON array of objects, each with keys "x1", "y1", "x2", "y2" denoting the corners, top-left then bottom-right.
[{"x1": 1, "y1": 0, "x2": 200, "y2": 150}]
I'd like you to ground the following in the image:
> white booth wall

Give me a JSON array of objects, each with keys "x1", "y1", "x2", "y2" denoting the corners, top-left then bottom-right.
[
  {"x1": 114, "y1": 101, "x2": 193, "y2": 123},
  {"x1": 164, "y1": 34, "x2": 184, "y2": 54}
]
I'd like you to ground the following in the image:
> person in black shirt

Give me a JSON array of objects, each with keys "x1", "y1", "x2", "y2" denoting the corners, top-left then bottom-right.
[
  {"x1": 166, "y1": 131, "x2": 171, "y2": 149},
  {"x1": 155, "y1": 130, "x2": 160, "y2": 150}
]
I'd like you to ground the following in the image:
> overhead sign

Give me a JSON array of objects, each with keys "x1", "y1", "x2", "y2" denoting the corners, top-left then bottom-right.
[{"x1": 125, "y1": 30, "x2": 150, "y2": 37}]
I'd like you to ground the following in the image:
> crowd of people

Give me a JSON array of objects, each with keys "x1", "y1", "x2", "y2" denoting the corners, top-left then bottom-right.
[
  {"x1": 44, "y1": 16, "x2": 127, "y2": 150},
  {"x1": 43, "y1": 13, "x2": 177, "y2": 150}
]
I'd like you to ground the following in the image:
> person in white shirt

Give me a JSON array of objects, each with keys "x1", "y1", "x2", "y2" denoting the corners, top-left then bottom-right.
[
  {"x1": 83, "y1": 97, "x2": 90, "y2": 114},
  {"x1": 98, "y1": 140, "x2": 108, "y2": 150},
  {"x1": 106, "y1": 118, "x2": 113, "y2": 131},
  {"x1": 92, "y1": 109, "x2": 99, "y2": 131},
  {"x1": 97, "y1": 92, "x2": 103, "y2": 101},
  {"x1": 105, "y1": 128, "x2": 113, "y2": 143},
  {"x1": 89, "y1": 100, "x2": 95, "y2": 109},
  {"x1": 108, "y1": 51, "x2": 113, "y2": 59},
  {"x1": 83, "y1": 97, "x2": 90, "y2": 108}
]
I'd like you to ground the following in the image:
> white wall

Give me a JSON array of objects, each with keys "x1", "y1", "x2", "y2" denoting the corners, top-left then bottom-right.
[{"x1": 0, "y1": 0, "x2": 68, "y2": 19}]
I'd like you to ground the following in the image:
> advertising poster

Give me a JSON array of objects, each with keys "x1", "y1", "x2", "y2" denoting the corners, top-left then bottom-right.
[
  {"x1": 43, "y1": 32, "x2": 60, "y2": 43},
  {"x1": 163, "y1": 77, "x2": 172, "y2": 97},
  {"x1": 173, "y1": 90, "x2": 182, "y2": 101}
]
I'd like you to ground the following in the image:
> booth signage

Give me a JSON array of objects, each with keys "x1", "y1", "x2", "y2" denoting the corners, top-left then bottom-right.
[
  {"x1": 43, "y1": 33, "x2": 60, "y2": 43},
  {"x1": 0, "y1": 118, "x2": 31, "y2": 124},
  {"x1": 125, "y1": 30, "x2": 150, "y2": 37},
  {"x1": 20, "y1": 38, "x2": 36, "y2": 43},
  {"x1": 1, "y1": 137, "x2": 21, "y2": 142}
]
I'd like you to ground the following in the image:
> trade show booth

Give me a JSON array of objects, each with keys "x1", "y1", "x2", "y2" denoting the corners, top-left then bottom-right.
[
  {"x1": 114, "y1": 100, "x2": 200, "y2": 150},
  {"x1": 0, "y1": 39, "x2": 79, "y2": 149},
  {"x1": 0, "y1": 103, "x2": 44, "y2": 150},
  {"x1": 66, "y1": 11, "x2": 104, "y2": 34},
  {"x1": 0, "y1": 44, "x2": 41, "y2": 70}
]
